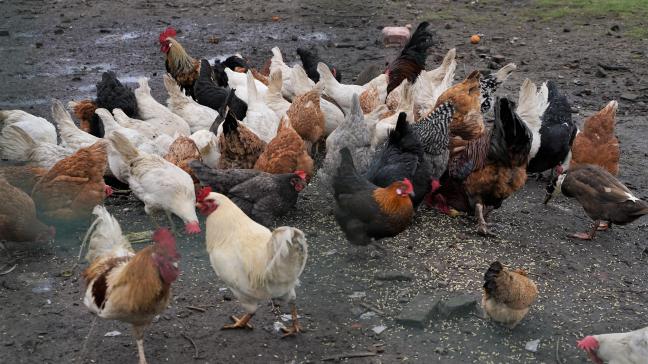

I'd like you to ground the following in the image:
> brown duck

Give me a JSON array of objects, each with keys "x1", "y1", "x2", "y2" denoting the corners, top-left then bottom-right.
[{"x1": 544, "y1": 164, "x2": 648, "y2": 240}]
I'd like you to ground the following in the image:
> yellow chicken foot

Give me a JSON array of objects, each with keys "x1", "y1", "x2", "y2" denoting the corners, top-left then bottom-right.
[
  {"x1": 569, "y1": 220, "x2": 599, "y2": 240},
  {"x1": 281, "y1": 304, "x2": 303, "y2": 338},
  {"x1": 222, "y1": 314, "x2": 254, "y2": 330}
]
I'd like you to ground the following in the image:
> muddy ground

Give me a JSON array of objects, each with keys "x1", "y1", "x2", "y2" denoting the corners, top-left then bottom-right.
[{"x1": 1, "y1": 0, "x2": 648, "y2": 363}]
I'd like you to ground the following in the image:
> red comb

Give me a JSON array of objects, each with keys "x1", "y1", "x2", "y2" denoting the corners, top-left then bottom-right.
[
  {"x1": 153, "y1": 227, "x2": 175, "y2": 245},
  {"x1": 403, "y1": 178, "x2": 413, "y2": 192},
  {"x1": 159, "y1": 27, "x2": 177, "y2": 43},
  {"x1": 294, "y1": 170, "x2": 307, "y2": 180},
  {"x1": 196, "y1": 186, "x2": 212, "y2": 202}
]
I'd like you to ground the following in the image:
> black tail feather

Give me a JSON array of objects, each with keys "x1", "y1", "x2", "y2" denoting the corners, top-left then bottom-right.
[
  {"x1": 483, "y1": 261, "x2": 503, "y2": 294},
  {"x1": 488, "y1": 98, "x2": 531, "y2": 165}
]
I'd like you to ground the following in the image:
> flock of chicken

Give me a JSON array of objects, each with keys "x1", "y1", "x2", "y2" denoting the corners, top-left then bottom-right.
[{"x1": 1, "y1": 21, "x2": 648, "y2": 363}]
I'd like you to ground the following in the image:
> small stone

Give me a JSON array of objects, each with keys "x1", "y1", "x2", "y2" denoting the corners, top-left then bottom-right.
[
  {"x1": 444, "y1": 23, "x2": 452, "y2": 29},
  {"x1": 335, "y1": 43, "x2": 354, "y2": 48},
  {"x1": 492, "y1": 54, "x2": 506, "y2": 64},
  {"x1": 563, "y1": 28, "x2": 570, "y2": 33},
  {"x1": 573, "y1": 79, "x2": 583, "y2": 86},
  {"x1": 35, "y1": 42, "x2": 43, "y2": 48},
  {"x1": 525, "y1": 339, "x2": 540, "y2": 352},
  {"x1": 71, "y1": 76, "x2": 82, "y2": 82},
  {"x1": 104, "y1": 331, "x2": 122, "y2": 337},
  {"x1": 611, "y1": 24, "x2": 620, "y2": 32},
  {"x1": 99, "y1": 29, "x2": 111, "y2": 34},
  {"x1": 348, "y1": 291, "x2": 366, "y2": 299},
  {"x1": 488, "y1": 61, "x2": 500, "y2": 70},
  {"x1": 0, "y1": 30, "x2": 9, "y2": 36},
  {"x1": 375, "y1": 270, "x2": 414, "y2": 281},
  {"x1": 621, "y1": 93, "x2": 640, "y2": 102},
  {"x1": 476, "y1": 46, "x2": 490, "y2": 53},
  {"x1": 372, "y1": 325, "x2": 387, "y2": 334},
  {"x1": 290, "y1": 35, "x2": 298, "y2": 41},
  {"x1": 54, "y1": 28, "x2": 64, "y2": 35},
  {"x1": 492, "y1": 36, "x2": 504, "y2": 42},
  {"x1": 437, "y1": 294, "x2": 478, "y2": 318},
  {"x1": 3, "y1": 340, "x2": 15, "y2": 346},
  {"x1": 396, "y1": 294, "x2": 440, "y2": 328},
  {"x1": 595, "y1": 67, "x2": 608, "y2": 78}
]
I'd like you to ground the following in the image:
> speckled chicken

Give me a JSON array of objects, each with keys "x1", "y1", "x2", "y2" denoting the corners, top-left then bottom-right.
[
  {"x1": 254, "y1": 118, "x2": 313, "y2": 177},
  {"x1": 164, "y1": 136, "x2": 202, "y2": 182},
  {"x1": 218, "y1": 110, "x2": 266, "y2": 170},
  {"x1": 482, "y1": 261, "x2": 538, "y2": 328}
]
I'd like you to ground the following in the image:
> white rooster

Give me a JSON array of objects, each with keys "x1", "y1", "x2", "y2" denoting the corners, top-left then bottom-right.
[{"x1": 578, "y1": 326, "x2": 648, "y2": 364}]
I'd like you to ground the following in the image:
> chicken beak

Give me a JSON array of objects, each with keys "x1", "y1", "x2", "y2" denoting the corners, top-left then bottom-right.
[
  {"x1": 409, "y1": 191, "x2": 415, "y2": 198},
  {"x1": 195, "y1": 202, "x2": 203, "y2": 209}
]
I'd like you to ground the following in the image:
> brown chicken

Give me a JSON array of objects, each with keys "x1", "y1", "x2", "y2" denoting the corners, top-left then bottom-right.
[
  {"x1": 164, "y1": 136, "x2": 202, "y2": 182},
  {"x1": 218, "y1": 112, "x2": 266, "y2": 169},
  {"x1": 254, "y1": 117, "x2": 314, "y2": 177},
  {"x1": 435, "y1": 70, "x2": 484, "y2": 142},
  {"x1": 385, "y1": 21, "x2": 436, "y2": 94},
  {"x1": 359, "y1": 85, "x2": 380, "y2": 114},
  {"x1": 251, "y1": 69, "x2": 269, "y2": 86},
  {"x1": 0, "y1": 177, "x2": 55, "y2": 245},
  {"x1": 31, "y1": 140, "x2": 111, "y2": 226},
  {"x1": 570, "y1": 100, "x2": 619, "y2": 176},
  {"x1": 0, "y1": 163, "x2": 47, "y2": 194},
  {"x1": 70, "y1": 99, "x2": 97, "y2": 133},
  {"x1": 482, "y1": 261, "x2": 538, "y2": 328},
  {"x1": 286, "y1": 87, "x2": 325, "y2": 153},
  {"x1": 159, "y1": 27, "x2": 200, "y2": 99}
]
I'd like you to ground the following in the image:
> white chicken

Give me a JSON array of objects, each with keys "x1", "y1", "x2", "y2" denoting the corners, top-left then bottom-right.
[
  {"x1": 134, "y1": 77, "x2": 191, "y2": 137},
  {"x1": 265, "y1": 69, "x2": 292, "y2": 119},
  {"x1": 242, "y1": 71, "x2": 279, "y2": 143},
  {"x1": 190, "y1": 130, "x2": 220, "y2": 169},
  {"x1": 109, "y1": 131, "x2": 200, "y2": 234},
  {"x1": 224, "y1": 67, "x2": 268, "y2": 103},
  {"x1": 51, "y1": 99, "x2": 98, "y2": 150},
  {"x1": 9, "y1": 127, "x2": 74, "y2": 169},
  {"x1": 413, "y1": 48, "x2": 457, "y2": 120},
  {"x1": 317, "y1": 62, "x2": 365, "y2": 115},
  {"x1": 270, "y1": 46, "x2": 309, "y2": 100},
  {"x1": 0, "y1": 109, "x2": 57, "y2": 160},
  {"x1": 163, "y1": 74, "x2": 217, "y2": 133},
  {"x1": 578, "y1": 326, "x2": 648, "y2": 364},
  {"x1": 196, "y1": 189, "x2": 307, "y2": 336},
  {"x1": 112, "y1": 108, "x2": 161, "y2": 140},
  {"x1": 516, "y1": 79, "x2": 550, "y2": 162},
  {"x1": 372, "y1": 80, "x2": 415, "y2": 147}
]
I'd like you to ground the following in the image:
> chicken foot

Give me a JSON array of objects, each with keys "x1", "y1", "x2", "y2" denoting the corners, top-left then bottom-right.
[
  {"x1": 475, "y1": 203, "x2": 495, "y2": 237},
  {"x1": 281, "y1": 303, "x2": 302, "y2": 338},
  {"x1": 132, "y1": 325, "x2": 148, "y2": 364},
  {"x1": 222, "y1": 313, "x2": 254, "y2": 330},
  {"x1": 569, "y1": 220, "x2": 599, "y2": 240},
  {"x1": 164, "y1": 211, "x2": 179, "y2": 236}
]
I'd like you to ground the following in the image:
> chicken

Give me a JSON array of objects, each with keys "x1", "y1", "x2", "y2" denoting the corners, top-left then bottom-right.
[
  {"x1": 265, "y1": 69, "x2": 292, "y2": 119},
  {"x1": 190, "y1": 161, "x2": 307, "y2": 227},
  {"x1": 317, "y1": 62, "x2": 365, "y2": 115},
  {"x1": 544, "y1": 164, "x2": 648, "y2": 240},
  {"x1": 437, "y1": 98, "x2": 531, "y2": 235},
  {"x1": 8, "y1": 126, "x2": 74, "y2": 169},
  {"x1": 31, "y1": 140, "x2": 111, "y2": 226},
  {"x1": 385, "y1": 21, "x2": 436, "y2": 94},
  {"x1": 0, "y1": 177, "x2": 55, "y2": 244},
  {"x1": 359, "y1": 85, "x2": 380, "y2": 114},
  {"x1": 69, "y1": 99, "x2": 97, "y2": 134},
  {"x1": 159, "y1": 26, "x2": 200, "y2": 98},
  {"x1": 286, "y1": 84, "x2": 325, "y2": 152},
  {"x1": 318, "y1": 94, "x2": 378, "y2": 191},
  {"x1": 190, "y1": 130, "x2": 220, "y2": 169},
  {"x1": 412, "y1": 101, "x2": 455, "y2": 181},
  {"x1": 164, "y1": 136, "x2": 201, "y2": 182},
  {"x1": 83, "y1": 208, "x2": 180, "y2": 364},
  {"x1": 479, "y1": 63, "x2": 517, "y2": 114},
  {"x1": 108, "y1": 131, "x2": 200, "y2": 234},
  {"x1": 270, "y1": 46, "x2": 310, "y2": 100},
  {"x1": 254, "y1": 117, "x2": 314, "y2": 177},
  {"x1": 193, "y1": 59, "x2": 248, "y2": 120},
  {"x1": 373, "y1": 80, "x2": 415, "y2": 147},
  {"x1": 292, "y1": 64, "x2": 345, "y2": 136},
  {"x1": 0, "y1": 162, "x2": 47, "y2": 194},
  {"x1": 333, "y1": 147, "x2": 415, "y2": 245},
  {"x1": 296, "y1": 47, "x2": 341, "y2": 83},
  {"x1": 224, "y1": 67, "x2": 268, "y2": 104},
  {"x1": 0, "y1": 109, "x2": 57, "y2": 161},
  {"x1": 516, "y1": 79, "x2": 550, "y2": 169},
  {"x1": 134, "y1": 78, "x2": 191, "y2": 137},
  {"x1": 524, "y1": 81, "x2": 576, "y2": 175},
  {"x1": 482, "y1": 261, "x2": 538, "y2": 329},
  {"x1": 93, "y1": 71, "x2": 141, "y2": 138},
  {"x1": 196, "y1": 188, "x2": 307, "y2": 336},
  {"x1": 243, "y1": 71, "x2": 280, "y2": 143},
  {"x1": 52, "y1": 99, "x2": 99, "y2": 150},
  {"x1": 577, "y1": 326, "x2": 648, "y2": 364},
  {"x1": 112, "y1": 108, "x2": 160, "y2": 140},
  {"x1": 163, "y1": 73, "x2": 218, "y2": 133},
  {"x1": 570, "y1": 101, "x2": 620, "y2": 175},
  {"x1": 435, "y1": 70, "x2": 484, "y2": 143},
  {"x1": 412, "y1": 48, "x2": 457, "y2": 120},
  {"x1": 366, "y1": 112, "x2": 432, "y2": 208},
  {"x1": 218, "y1": 108, "x2": 266, "y2": 169}
]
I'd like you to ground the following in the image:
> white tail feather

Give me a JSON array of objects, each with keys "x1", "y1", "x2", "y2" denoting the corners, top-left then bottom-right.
[{"x1": 83, "y1": 205, "x2": 133, "y2": 262}]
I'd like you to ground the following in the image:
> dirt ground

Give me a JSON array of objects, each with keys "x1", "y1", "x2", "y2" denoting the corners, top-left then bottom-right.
[{"x1": 1, "y1": 0, "x2": 648, "y2": 363}]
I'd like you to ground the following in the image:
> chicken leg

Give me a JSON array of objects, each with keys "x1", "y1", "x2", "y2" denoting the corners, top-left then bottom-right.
[
  {"x1": 222, "y1": 313, "x2": 254, "y2": 330},
  {"x1": 132, "y1": 325, "x2": 148, "y2": 364},
  {"x1": 164, "y1": 211, "x2": 179, "y2": 236},
  {"x1": 281, "y1": 303, "x2": 302, "y2": 338},
  {"x1": 475, "y1": 203, "x2": 495, "y2": 236},
  {"x1": 569, "y1": 220, "x2": 600, "y2": 240}
]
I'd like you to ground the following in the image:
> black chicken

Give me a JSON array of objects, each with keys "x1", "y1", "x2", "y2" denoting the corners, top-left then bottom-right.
[
  {"x1": 193, "y1": 59, "x2": 247, "y2": 120},
  {"x1": 296, "y1": 47, "x2": 341, "y2": 83},
  {"x1": 86, "y1": 71, "x2": 139, "y2": 137},
  {"x1": 190, "y1": 160, "x2": 307, "y2": 227},
  {"x1": 366, "y1": 112, "x2": 432, "y2": 208},
  {"x1": 385, "y1": 21, "x2": 437, "y2": 94}
]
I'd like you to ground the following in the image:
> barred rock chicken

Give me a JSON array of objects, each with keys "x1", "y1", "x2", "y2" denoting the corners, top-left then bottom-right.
[
  {"x1": 333, "y1": 147, "x2": 415, "y2": 245},
  {"x1": 296, "y1": 47, "x2": 341, "y2": 83},
  {"x1": 544, "y1": 164, "x2": 648, "y2": 240},
  {"x1": 31, "y1": 141, "x2": 111, "y2": 226},
  {"x1": 254, "y1": 118, "x2": 314, "y2": 177},
  {"x1": 482, "y1": 261, "x2": 538, "y2": 328},
  {"x1": 571, "y1": 101, "x2": 620, "y2": 175},
  {"x1": 193, "y1": 59, "x2": 248, "y2": 120},
  {"x1": 525, "y1": 81, "x2": 576, "y2": 174},
  {"x1": 366, "y1": 112, "x2": 432, "y2": 208},
  {"x1": 83, "y1": 208, "x2": 179, "y2": 364},
  {"x1": 163, "y1": 73, "x2": 218, "y2": 133},
  {"x1": 164, "y1": 136, "x2": 201, "y2": 182},
  {"x1": 218, "y1": 110, "x2": 266, "y2": 169},
  {"x1": 578, "y1": 326, "x2": 648, "y2": 364},
  {"x1": 0, "y1": 177, "x2": 55, "y2": 244},
  {"x1": 109, "y1": 131, "x2": 200, "y2": 234},
  {"x1": 385, "y1": 21, "x2": 436, "y2": 95},
  {"x1": 479, "y1": 63, "x2": 517, "y2": 114},
  {"x1": 435, "y1": 70, "x2": 484, "y2": 143},
  {"x1": 190, "y1": 161, "x2": 307, "y2": 227},
  {"x1": 159, "y1": 27, "x2": 200, "y2": 98},
  {"x1": 412, "y1": 101, "x2": 455, "y2": 182},
  {"x1": 0, "y1": 109, "x2": 56, "y2": 161},
  {"x1": 436, "y1": 98, "x2": 531, "y2": 235},
  {"x1": 196, "y1": 188, "x2": 307, "y2": 336}
]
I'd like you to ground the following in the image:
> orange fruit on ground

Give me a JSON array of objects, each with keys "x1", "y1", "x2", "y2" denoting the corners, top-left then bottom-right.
[{"x1": 470, "y1": 34, "x2": 481, "y2": 44}]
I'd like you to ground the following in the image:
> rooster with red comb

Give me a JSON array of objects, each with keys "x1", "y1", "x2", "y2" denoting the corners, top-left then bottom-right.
[
  {"x1": 577, "y1": 326, "x2": 648, "y2": 364},
  {"x1": 159, "y1": 26, "x2": 201, "y2": 99}
]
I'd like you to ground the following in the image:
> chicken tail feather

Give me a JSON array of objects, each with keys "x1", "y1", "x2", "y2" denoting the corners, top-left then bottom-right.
[{"x1": 109, "y1": 130, "x2": 140, "y2": 162}]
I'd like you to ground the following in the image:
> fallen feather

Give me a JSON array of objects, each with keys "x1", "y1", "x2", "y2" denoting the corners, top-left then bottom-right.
[
  {"x1": 104, "y1": 331, "x2": 122, "y2": 337},
  {"x1": 526, "y1": 339, "x2": 540, "y2": 353}
]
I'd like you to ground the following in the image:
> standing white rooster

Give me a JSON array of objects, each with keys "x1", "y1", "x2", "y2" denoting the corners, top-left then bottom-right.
[
  {"x1": 578, "y1": 326, "x2": 648, "y2": 364},
  {"x1": 196, "y1": 187, "x2": 307, "y2": 336},
  {"x1": 109, "y1": 131, "x2": 200, "y2": 234}
]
